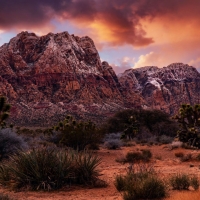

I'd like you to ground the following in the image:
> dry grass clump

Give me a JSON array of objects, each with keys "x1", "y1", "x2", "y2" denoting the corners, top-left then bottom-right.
[
  {"x1": 125, "y1": 149, "x2": 152, "y2": 163},
  {"x1": 175, "y1": 152, "x2": 184, "y2": 158},
  {"x1": 115, "y1": 163, "x2": 167, "y2": 200},
  {"x1": 169, "y1": 173, "x2": 199, "y2": 190}
]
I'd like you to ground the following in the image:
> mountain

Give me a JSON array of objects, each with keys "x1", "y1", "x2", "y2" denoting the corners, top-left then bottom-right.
[
  {"x1": 118, "y1": 63, "x2": 200, "y2": 114},
  {"x1": 0, "y1": 31, "x2": 200, "y2": 126}
]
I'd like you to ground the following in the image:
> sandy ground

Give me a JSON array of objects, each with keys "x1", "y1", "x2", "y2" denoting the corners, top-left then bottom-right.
[{"x1": 1, "y1": 144, "x2": 200, "y2": 200}]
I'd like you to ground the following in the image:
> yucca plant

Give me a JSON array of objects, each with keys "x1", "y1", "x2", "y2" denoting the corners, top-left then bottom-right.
[
  {"x1": 0, "y1": 148, "x2": 103, "y2": 190},
  {"x1": 3, "y1": 148, "x2": 74, "y2": 190},
  {"x1": 75, "y1": 151, "x2": 102, "y2": 185}
]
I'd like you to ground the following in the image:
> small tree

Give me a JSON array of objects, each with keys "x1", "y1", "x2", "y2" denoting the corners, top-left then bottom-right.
[
  {"x1": 121, "y1": 115, "x2": 140, "y2": 140},
  {"x1": 174, "y1": 104, "x2": 200, "y2": 148},
  {"x1": 54, "y1": 115, "x2": 101, "y2": 150},
  {"x1": 0, "y1": 97, "x2": 11, "y2": 128}
]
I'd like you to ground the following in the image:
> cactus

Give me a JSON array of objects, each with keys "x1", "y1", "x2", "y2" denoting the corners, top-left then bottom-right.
[
  {"x1": 0, "y1": 97, "x2": 11, "y2": 128},
  {"x1": 174, "y1": 104, "x2": 200, "y2": 148}
]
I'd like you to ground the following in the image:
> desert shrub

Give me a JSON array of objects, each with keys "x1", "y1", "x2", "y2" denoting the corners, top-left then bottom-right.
[
  {"x1": 170, "y1": 173, "x2": 190, "y2": 190},
  {"x1": 170, "y1": 141, "x2": 183, "y2": 149},
  {"x1": 53, "y1": 116, "x2": 102, "y2": 150},
  {"x1": 141, "y1": 149, "x2": 152, "y2": 161},
  {"x1": 125, "y1": 149, "x2": 152, "y2": 163},
  {"x1": 190, "y1": 176, "x2": 199, "y2": 190},
  {"x1": 0, "y1": 96, "x2": 11, "y2": 128},
  {"x1": 174, "y1": 104, "x2": 200, "y2": 148},
  {"x1": 152, "y1": 122, "x2": 178, "y2": 137},
  {"x1": 158, "y1": 135, "x2": 174, "y2": 144},
  {"x1": 103, "y1": 133, "x2": 123, "y2": 149},
  {"x1": 0, "y1": 128, "x2": 27, "y2": 160},
  {"x1": 74, "y1": 151, "x2": 101, "y2": 185},
  {"x1": 195, "y1": 153, "x2": 200, "y2": 161},
  {"x1": 115, "y1": 164, "x2": 167, "y2": 200},
  {"x1": 0, "y1": 194, "x2": 12, "y2": 200},
  {"x1": 114, "y1": 175, "x2": 126, "y2": 191},
  {"x1": 126, "y1": 152, "x2": 143, "y2": 163},
  {"x1": 0, "y1": 148, "x2": 102, "y2": 190},
  {"x1": 175, "y1": 152, "x2": 184, "y2": 158},
  {"x1": 104, "y1": 109, "x2": 178, "y2": 137},
  {"x1": 180, "y1": 153, "x2": 192, "y2": 162}
]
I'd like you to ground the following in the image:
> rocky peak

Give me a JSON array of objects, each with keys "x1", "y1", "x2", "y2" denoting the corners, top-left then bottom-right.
[
  {"x1": 0, "y1": 31, "x2": 200, "y2": 126},
  {"x1": 0, "y1": 31, "x2": 127, "y2": 126},
  {"x1": 119, "y1": 63, "x2": 200, "y2": 114}
]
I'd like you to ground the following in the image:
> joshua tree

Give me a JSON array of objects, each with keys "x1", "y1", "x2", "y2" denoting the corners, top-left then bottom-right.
[
  {"x1": 121, "y1": 115, "x2": 140, "y2": 140},
  {"x1": 0, "y1": 96, "x2": 11, "y2": 128},
  {"x1": 54, "y1": 115, "x2": 100, "y2": 150},
  {"x1": 174, "y1": 104, "x2": 200, "y2": 148}
]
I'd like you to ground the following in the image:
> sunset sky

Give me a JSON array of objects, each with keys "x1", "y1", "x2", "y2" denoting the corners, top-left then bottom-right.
[{"x1": 0, "y1": 0, "x2": 200, "y2": 74}]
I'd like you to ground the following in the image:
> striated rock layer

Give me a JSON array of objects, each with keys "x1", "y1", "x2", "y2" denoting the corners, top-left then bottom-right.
[
  {"x1": 0, "y1": 31, "x2": 200, "y2": 126},
  {"x1": 118, "y1": 63, "x2": 200, "y2": 114}
]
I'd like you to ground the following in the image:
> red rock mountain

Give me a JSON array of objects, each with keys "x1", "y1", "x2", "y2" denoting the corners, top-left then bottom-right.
[{"x1": 0, "y1": 31, "x2": 200, "y2": 126}]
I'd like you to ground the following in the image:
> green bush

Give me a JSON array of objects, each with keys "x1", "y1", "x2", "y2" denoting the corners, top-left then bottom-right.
[
  {"x1": 104, "y1": 109, "x2": 178, "y2": 137},
  {"x1": 115, "y1": 164, "x2": 167, "y2": 200},
  {"x1": 54, "y1": 116, "x2": 102, "y2": 150},
  {"x1": 170, "y1": 173, "x2": 190, "y2": 190},
  {"x1": 0, "y1": 148, "x2": 102, "y2": 190}
]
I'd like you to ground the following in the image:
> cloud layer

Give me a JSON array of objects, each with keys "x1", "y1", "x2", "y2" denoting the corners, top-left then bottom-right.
[
  {"x1": 2, "y1": 0, "x2": 200, "y2": 47},
  {"x1": 1, "y1": 0, "x2": 200, "y2": 71}
]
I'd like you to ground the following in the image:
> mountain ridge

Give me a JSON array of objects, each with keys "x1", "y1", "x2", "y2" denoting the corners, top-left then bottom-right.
[{"x1": 0, "y1": 31, "x2": 200, "y2": 126}]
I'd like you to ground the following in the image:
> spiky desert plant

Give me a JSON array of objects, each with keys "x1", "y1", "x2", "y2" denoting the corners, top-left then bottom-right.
[
  {"x1": 74, "y1": 151, "x2": 102, "y2": 185},
  {"x1": 1, "y1": 148, "x2": 74, "y2": 190},
  {"x1": 0, "y1": 148, "x2": 103, "y2": 190},
  {"x1": 174, "y1": 104, "x2": 200, "y2": 148},
  {"x1": 0, "y1": 97, "x2": 11, "y2": 128}
]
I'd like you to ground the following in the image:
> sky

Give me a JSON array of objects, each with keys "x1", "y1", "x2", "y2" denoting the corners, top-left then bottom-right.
[{"x1": 0, "y1": 0, "x2": 200, "y2": 74}]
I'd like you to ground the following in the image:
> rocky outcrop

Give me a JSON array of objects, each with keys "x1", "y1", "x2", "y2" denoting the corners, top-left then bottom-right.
[
  {"x1": 118, "y1": 63, "x2": 200, "y2": 114},
  {"x1": 0, "y1": 31, "x2": 200, "y2": 126},
  {"x1": 0, "y1": 31, "x2": 130, "y2": 126}
]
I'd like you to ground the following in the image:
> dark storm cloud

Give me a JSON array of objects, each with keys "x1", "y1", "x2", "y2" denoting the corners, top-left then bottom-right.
[{"x1": 0, "y1": 0, "x2": 199, "y2": 46}]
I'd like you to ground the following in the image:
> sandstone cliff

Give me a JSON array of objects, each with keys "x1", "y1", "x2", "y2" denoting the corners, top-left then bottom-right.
[
  {"x1": 0, "y1": 31, "x2": 129, "y2": 126},
  {"x1": 118, "y1": 63, "x2": 200, "y2": 114},
  {"x1": 0, "y1": 31, "x2": 200, "y2": 126}
]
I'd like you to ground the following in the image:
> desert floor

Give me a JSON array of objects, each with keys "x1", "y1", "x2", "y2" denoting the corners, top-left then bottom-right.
[{"x1": 1, "y1": 144, "x2": 200, "y2": 200}]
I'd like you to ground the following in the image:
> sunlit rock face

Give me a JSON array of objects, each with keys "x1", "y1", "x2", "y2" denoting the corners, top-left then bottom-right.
[
  {"x1": 0, "y1": 31, "x2": 128, "y2": 126},
  {"x1": 0, "y1": 31, "x2": 200, "y2": 126},
  {"x1": 118, "y1": 63, "x2": 200, "y2": 114}
]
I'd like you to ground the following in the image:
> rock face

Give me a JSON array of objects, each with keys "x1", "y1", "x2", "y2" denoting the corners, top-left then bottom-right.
[
  {"x1": 0, "y1": 31, "x2": 200, "y2": 126},
  {"x1": 118, "y1": 63, "x2": 200, "y2": 114},
  {"x1": 0, "y1": 31, "x2": 129, "y2": 126}
]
